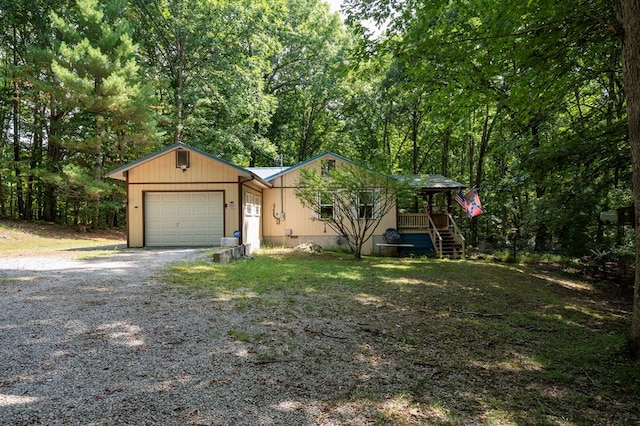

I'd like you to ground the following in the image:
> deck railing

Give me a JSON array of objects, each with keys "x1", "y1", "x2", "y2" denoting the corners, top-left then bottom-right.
[
  {"x1": 397, "y1": 212, "x2": 465, "y2": 258},
  {"x1": 447, "y1": 213, "x2": 466, "y2": 258},
  {"x1": 426, "y1": 215, "x2": 443, "y2": 257},
  {"x1": 397, "y1": 213, "x2": 431, "y2": 228}
]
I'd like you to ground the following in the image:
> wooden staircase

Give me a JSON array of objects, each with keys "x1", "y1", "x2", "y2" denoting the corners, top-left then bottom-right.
[
  {"x1": 397, "y1": 212, "x2": 466, "y2": 259},
  {"x1": 438, "y1": 228, "x2": 464, "y2": 258}
]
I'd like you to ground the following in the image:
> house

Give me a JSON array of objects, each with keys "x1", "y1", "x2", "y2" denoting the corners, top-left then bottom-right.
[
  {"x1": 250, "y1": 151, "x2": 398, "y2": 255},
  {"x1": 107, "y1": 142, "x2": 467, "y2": 257}
]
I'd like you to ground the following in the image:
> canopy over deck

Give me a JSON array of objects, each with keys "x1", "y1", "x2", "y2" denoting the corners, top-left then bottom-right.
[{"x1": 398, "y1": 174, "x2": 467, "y2": 195}]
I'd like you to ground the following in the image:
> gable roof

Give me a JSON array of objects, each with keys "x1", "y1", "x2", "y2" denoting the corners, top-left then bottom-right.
[
  {"x1": 246, "y1": 166, "x2": 290, "y2": 181},
  {"x1": 106, "y1": 142, "x2": 271, "y2": 187},
  {"x1": 261, "y1": 151, "x2": 366, "y2": 182}
]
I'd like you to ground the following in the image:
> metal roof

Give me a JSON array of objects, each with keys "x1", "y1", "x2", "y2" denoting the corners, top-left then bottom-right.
[
  {"x1": 246, "y1": 167, "x2": 291, "y2": 181},
  {"x1": 397, "y1": 174, "x2": 467, "y2": 193}
]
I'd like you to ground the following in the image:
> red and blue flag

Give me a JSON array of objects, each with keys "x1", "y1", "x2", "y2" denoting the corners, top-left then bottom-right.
[{"x1": 455, "y1": 189, "x2": 484, "y2": 218}]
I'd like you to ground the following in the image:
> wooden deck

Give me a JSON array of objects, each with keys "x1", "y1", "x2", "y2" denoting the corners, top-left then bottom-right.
[{"x1": 397, "y1": 213, "x2": 465, "y2": 258}]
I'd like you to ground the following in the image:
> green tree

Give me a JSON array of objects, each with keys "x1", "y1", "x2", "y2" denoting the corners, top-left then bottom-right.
[
  {"x1": 50, "y1": 0, "x2": 156, "y2": 228},
  {"x1": 295, "y1": 162, "x2": 403, "y2": 259},
  {"x1": 347, "y1": 0, "x2": 637, "y2": 355},
  {"x1": 130, "y1": 0, "x2": 280, "y2": 165},
  {"x1": 0, "y1": 0, "x2": 71, "y2": 221},
  {"x1": 262, "y1": 0, "x2": 348, "y2": 164}
]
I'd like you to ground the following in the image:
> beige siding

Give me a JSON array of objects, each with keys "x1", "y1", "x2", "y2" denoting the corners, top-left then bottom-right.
[
  {"x1": 128, "y1": 150, "x2": 240, "y2": 184},
  {"x1": 261, "y1": 156, "x2": 397, "y2": 255},
  {"x1": 125, "y1": 149, "x2": 244, "y2": 247},
  {"x1": 119, "y1": 147, "x2": 398, "y2": 254}
]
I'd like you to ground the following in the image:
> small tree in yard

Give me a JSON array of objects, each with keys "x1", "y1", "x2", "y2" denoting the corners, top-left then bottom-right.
[{"x1": 295, "y1": 162, "x2": 404, "y2": 260}]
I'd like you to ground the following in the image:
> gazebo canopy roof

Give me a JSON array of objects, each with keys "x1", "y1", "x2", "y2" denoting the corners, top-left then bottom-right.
[{"x1": 398, "y1": 174, "x2": 467, "y2": 195}]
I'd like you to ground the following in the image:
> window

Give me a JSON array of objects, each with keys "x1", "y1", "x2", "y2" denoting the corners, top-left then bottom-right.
[
  {"x1": 176, "y1": 149, "x2": 190, "y2": 169},
  {"x1": 316, "y1": 192, "x2": 335, "y2": 220},
  {"x1": 357, "y1": 190, "x2": 376, "y2": 219},
  {"x1": 245, "y1": 193, "x2": 254, "y2": 216},
  {"x1": 254, "y1": 196, "x2": 261, "y2": 216},
  {"x1": 321, "y1": 159, "x2": 335, "y2": 176}
]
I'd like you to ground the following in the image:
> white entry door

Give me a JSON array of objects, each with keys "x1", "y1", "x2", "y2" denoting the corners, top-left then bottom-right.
[{"x1": 145, "y1": 192, "x2": 224, "y2": 246}]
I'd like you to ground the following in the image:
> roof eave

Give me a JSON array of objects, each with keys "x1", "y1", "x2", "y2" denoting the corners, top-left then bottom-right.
[
  {"x1": 106, "y1": 142, "x2": 265, "y2": 183},
  {"x1": 265, "y1": 151, "x2": 363, "y2": 183}
]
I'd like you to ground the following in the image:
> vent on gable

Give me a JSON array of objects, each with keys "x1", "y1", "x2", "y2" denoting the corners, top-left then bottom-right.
[{"x1": 176, "y1": 149, "x2": 190, "y2": 171}]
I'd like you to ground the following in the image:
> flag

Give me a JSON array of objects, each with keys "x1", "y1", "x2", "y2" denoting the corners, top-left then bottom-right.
[
  {"x1": 466, "y1": 189, "x2": 484, "y2": 218},
  {"x1": 454, "y1": 189, "x2": 467, "y2": 211}
]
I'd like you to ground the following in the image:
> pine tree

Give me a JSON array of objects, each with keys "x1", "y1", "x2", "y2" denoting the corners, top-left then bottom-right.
[{"x1": 50, "y1": 0, "x2": 156, "y2": 228}]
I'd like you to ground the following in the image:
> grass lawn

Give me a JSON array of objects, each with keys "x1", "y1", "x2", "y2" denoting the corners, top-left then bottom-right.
[
  {"x1": 0, "y1": 220, "x2": 125, "y2": 254},
  {"x1": 168, "y1": 248, "x2": 640, "y2": 425}
]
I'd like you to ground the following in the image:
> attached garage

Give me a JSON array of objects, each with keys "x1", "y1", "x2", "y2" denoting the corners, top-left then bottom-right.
[
  {"x1": 145, "y1": 192, "x2": 224, "y2": 246},
  {"x1": 107, "y1": 142, "x2": 270, "y2": 248}
]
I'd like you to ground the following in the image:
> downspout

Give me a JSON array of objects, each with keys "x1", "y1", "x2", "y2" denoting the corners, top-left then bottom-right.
[
  {"x1": 125, "y1": 171, "x2": 130, "y2": 248},
  {"x1": 238, "y1": 177, "x2": 243, "y2": 245},
  {"x1": 280, "y1": 174, "x2": 285, "y2": 220},
  {"x1": 272, "y1": 156, "x2": 286, "y2": 225}
]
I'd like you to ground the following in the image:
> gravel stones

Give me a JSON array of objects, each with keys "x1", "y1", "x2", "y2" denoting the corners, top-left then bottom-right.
[{"x1": 0, "y1": 249, "x2": 316, "y2": 425}]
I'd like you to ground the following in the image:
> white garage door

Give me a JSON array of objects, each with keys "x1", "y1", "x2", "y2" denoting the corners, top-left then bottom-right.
[{"x1": 145, "y1": 192, "x2": 224, "y2": 246}]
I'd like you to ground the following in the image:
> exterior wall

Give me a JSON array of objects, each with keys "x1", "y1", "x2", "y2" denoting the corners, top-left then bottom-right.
[
  {"x1": 242, "y1": 182, "x2": 264, "y2": 254},
  {"x1": 119, "y1": 147, "x2": 398, "y2": 254},
  {"x1": 125, "y1": 149, "x2": 243, "y2": 247},
  {"x1": 261, "y1": 156, "x2": 397, "y2": 256}
]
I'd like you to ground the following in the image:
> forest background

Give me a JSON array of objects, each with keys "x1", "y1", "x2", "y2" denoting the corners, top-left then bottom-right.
[{"x1": 0, "y1": 2, "x2": 636, "y2": 274}]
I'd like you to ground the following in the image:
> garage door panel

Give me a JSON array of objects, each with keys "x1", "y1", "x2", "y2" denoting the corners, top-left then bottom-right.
[
  {"x1": 177, "y1": 235, "x2": 195, "y2": 244},
  {"x1": 145, "y1": 192, "x2": 223, "y2": 246},
  {"x1": 146, "y1": 220, "x2": 161, "y2": 229},
  {"x1": 177, "y1": 207, "x2": 189, "y2": 216},
  {"x1": 192, "y1": 221, "x2": 209, "y2": 231},
  {"x1": 192, "y1": 206, "x2": 208, "y2": 216},
  {"x1": 191, "y1": 193, "x2": 210, "y2": 202},
  {"x1": 192, "y1": 235, "x2": 210, "y2": 244}
]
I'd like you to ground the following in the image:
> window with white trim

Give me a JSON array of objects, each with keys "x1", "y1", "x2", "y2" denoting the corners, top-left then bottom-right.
[
  {"x1": 315, "y1": 192, "x2": 335, "y2": 220},
  {"x1": 254, "y1": 196, "x2": 261, "y2": 216},
  {"x1": 245, "y1": 193, "x2": 254, "y2": 216},
  {"x1": 357, "y1": 190, "x2": 377, "y2": 219}
]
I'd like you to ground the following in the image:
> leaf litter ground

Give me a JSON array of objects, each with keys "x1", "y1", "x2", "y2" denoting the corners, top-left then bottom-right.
[{"x1": 167, "y1": 249, "x2": 639, "y2": 425}]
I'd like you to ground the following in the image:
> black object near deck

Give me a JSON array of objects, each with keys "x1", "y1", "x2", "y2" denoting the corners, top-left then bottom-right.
[{"x1": 397, "y1": 233, "x2": 436, "y2": 256}]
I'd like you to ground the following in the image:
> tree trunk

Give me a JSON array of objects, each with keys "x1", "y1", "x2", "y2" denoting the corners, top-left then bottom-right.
[
  {"x1": 0, "y1": 84, "x2": 7, "y2": 218},
  {"x1": 93, "y1": 113, "x2": 104, "y2": 230},
  {"x1": 12, "y1": 25, "x2": 24, "y2": 219},
  {"x1": 43, "y1": 89, "x2": 63, "y2": 222},
  {"x1": 530, "y1": 120, "x2": 550, "y2": 251},
  {"x1": 411, "y1": 102, "x2": 420, "y2": 174},
  {"x1": 441, "y1": 128, "x2": 450, "y2": 177},
  {"x1": 471, "y1": 105, "x2": 495, "y2": 245},
  {"x1": 173, "y1": 35, "x2": 186, "y2": 144},
  {"x1": 616, "y1": 0, "x2": 640, "y2": 358},
  {"x1": 25, "y1": 100, "x2": 44, "y2": 221}
]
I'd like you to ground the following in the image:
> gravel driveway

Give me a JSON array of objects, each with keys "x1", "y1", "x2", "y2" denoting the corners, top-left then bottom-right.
[{"x1": 0, "y1": 248, "x2": 317, "y2": 425}]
